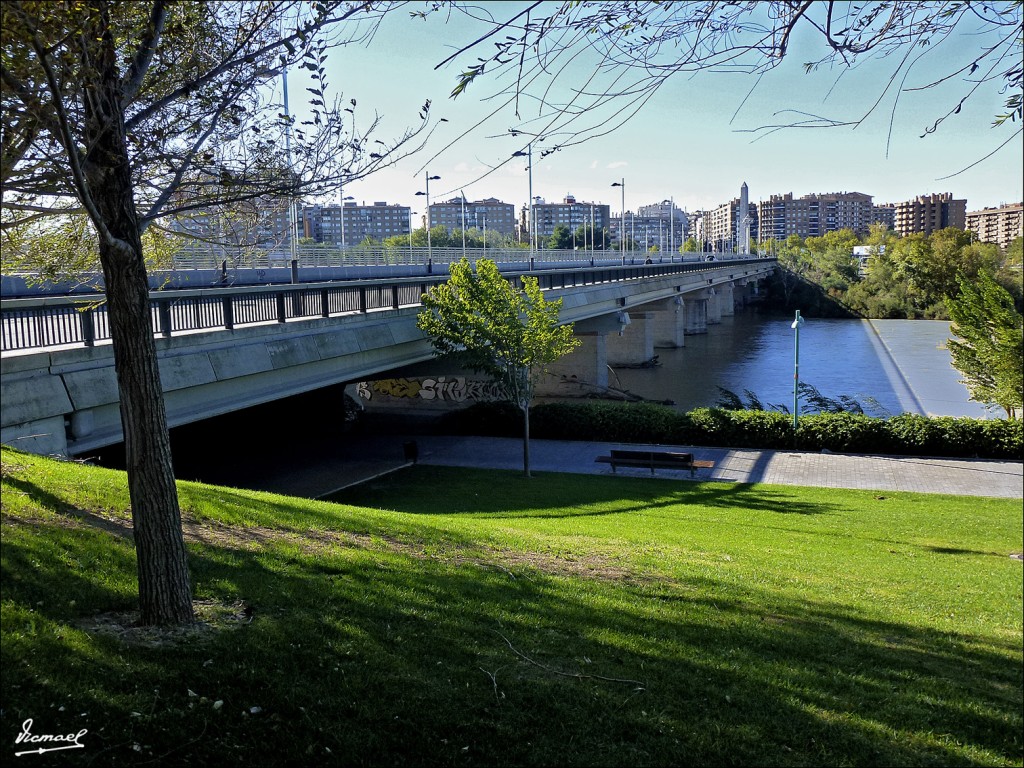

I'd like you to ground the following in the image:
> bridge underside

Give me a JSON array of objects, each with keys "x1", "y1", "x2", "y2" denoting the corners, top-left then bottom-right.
[{"x1": 1, "y1": 261, "x2": 772, "y2": 456}]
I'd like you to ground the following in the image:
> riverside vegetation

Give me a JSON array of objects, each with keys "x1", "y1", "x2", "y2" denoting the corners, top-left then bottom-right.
[
  {"x1": 442, "y1": 401, "x2": 1023, "y2": 459},
  {"x1": 1, "y1": 446, "x2": 1021, "y2": 766}
]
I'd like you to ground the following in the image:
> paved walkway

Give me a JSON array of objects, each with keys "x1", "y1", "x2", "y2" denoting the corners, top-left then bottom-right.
[{"x1": 309, "y1": 435, "x2": 1022, "y2": 499}]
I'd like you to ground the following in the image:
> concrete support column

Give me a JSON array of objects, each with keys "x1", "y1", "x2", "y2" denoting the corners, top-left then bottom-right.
[
  {"x1": 706, "y1": 287, "x2": 723, "y2": 325},
  {"x1": 650, "y1": 298, "x2": 686, "y2": 348},
  {"x1": 538, "y1": 332, "x2": 609, "y2": 395},
  {"x1": 683, "y1": 298, "x2": 708, "y2": 335},
  {"x1": 606, "y1": 312, "x2": 654, "y2": 365},
  {"x1": 718, "y1": 282, "x2": 735, "y2": 316}
]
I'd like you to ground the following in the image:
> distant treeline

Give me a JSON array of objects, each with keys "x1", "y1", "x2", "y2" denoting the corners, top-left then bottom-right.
[{"x1": 757, "y1": 226, "x2": 1023, "y2": 319}]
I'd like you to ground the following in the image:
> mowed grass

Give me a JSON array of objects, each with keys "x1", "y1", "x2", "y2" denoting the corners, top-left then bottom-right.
[{"x1": 1, "y1": 446, "x2": 1021, "y2": 767}]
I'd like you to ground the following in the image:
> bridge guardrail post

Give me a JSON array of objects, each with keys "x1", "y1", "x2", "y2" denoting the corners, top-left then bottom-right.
[
  {"x1": 359, "y1": 286, "x2": 367, "y2": 313},
  {"x1": 222, "y1": 295, "x2": 234, "y2": 330},
  {"x1": 320, "y1": 289, "x2": 330, "y2": 318},
  {"x1": 276, "y1": 292, "x2": 287, "y2": 322},
  {"x1": 157, "y1": 300, "x2": 173, "y2": 337},
  {"x1": 80, "y1": 306, "x2": 95, "y2": 347},
  {"x1": 391, "y1": 285, "x2": 400, "y2": 310}
]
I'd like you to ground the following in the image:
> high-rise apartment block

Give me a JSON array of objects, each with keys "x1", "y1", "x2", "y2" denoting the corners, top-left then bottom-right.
[
  {"x1": 301, "y1": 202, "x2": 411, "y2": 245},
  {"x1": 608, "y1": 201, "x2": 689, "y2": 252},
  {"x1": 429, "y1": 197, "x2": 516, "y2": 236},
  {"x1": 966, "y1": 202, "x2": 1023, "y2": 251},
  {"x1": 756, "y1": 191, "x2": 874, "y2": 240},
  {"x1": 890, "y1": 193, "x2": 966, "y2": 237},
  {"x1": 871, "y1": 204, "x2": 896, "y2": 231},
  {"x1": 529, "y1": 195, "x2": 612, "y2": 244},
  {"x1": 702, "y1": 196, "x2": 758, "y2": 251}
]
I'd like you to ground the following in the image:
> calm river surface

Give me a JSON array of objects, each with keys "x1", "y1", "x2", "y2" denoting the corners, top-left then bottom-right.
[{"x1": 605, "y1": 309, "x2": 991, "y2": 418}]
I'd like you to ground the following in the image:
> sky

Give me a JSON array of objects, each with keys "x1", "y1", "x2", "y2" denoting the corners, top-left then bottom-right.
[{"x1": 284, "y1": 2, "x2": 1024, "y2": 216}]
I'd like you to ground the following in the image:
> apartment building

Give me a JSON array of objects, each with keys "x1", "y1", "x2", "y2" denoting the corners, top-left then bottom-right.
[
  {"x1": 299, "y1": 202, "x2": 412, "y2": 245},
  {"x1": 871, "y1": 204, "x2": 896, "y2": 231},
  {"x1": 528, "y1": 195, "x2": 612, "y2": 244},
  {"x1": 889, "y1": 193, "x2": 967, "y2": 237},
  {"x1": 966, "y1": 202, "x2": 1023, "y2": 251},
  {"x1": 756, "y1": 191, "x2": 874, "y2": 240},
  {"x1": 605, "y1": 199, "x2": 689, "y2": 251},
  {"x1": 702, "y1": 196, "x2": 758, "y2": 252},
  {"x1": 429, "y1": 197, "x2": 516, "y2": 236}
]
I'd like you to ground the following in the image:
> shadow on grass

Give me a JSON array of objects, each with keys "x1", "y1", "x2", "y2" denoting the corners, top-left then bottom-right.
[
  {"x1": 2, "y1": 521, "x2": 1020, "y2": 767},
  {"x1": 327, "y1": 465, "x2": 831, "y2": 518},
  {"x1": 3, "y1": 454, "x2": 1020, "y2": 766}
]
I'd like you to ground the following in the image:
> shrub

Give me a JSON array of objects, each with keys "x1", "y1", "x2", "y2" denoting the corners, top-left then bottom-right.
[
  {"x1": 437, "y1": 401, "x2": 1022, "y2": 459},
  {"x1": 533, "y1": 401, "x2": 683, "y2": 443},
  {"x1": 798, "y1": 412, "x2": 893, "y2": 453}
]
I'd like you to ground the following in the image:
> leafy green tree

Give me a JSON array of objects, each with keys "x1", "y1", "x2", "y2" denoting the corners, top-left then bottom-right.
[
  {"x1": 1, "y1": 1, "x2": 428, "y2": 626},
  {"x1": 946, "y1": 270, "x2": 1023, "y2": 419},
  {"x1": 573, "y1": 223, "x2": 608, "y2": 250},
  {"x1": 682, "y1": 237, "x2": 699, "y2": 253},
  {"x1": 417, "y1": 259, "x2": 579, "y2": 476},
  {"x1": 548, "y1": 224, "x2": 573, "y2": 250}
]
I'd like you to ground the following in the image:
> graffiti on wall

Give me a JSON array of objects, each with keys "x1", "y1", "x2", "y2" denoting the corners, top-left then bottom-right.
[{"x1": 357, "y1": 377, "x2": 505, "y2": 403}]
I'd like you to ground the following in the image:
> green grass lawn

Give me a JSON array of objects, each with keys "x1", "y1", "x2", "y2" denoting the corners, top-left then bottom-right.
[{"x1": 1, "y1": 446, "x2": 1021, "y2": 766}]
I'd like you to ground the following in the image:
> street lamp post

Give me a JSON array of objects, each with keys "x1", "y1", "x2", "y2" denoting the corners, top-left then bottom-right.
[
  {"x1": 415, "y1": 172, "x2": 441, "y2": 261},
  {"x1": 611, "y1": 180, "x2": 625, "y2": 260},
  {"x1": 338, "y1": 189, "x2": 354, "y2": 250},
  {"x1": 476, "y1": 213, "x2": 487, "y2": 258},
  {"x1": 512, "y1": 146, "x2": 535, "y2": 256},
  {"x1": 791, "y1": 310, "x2": 805, "y2": 433}
]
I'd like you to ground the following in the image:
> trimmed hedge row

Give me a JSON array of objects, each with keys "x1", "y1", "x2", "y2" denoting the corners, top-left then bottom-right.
[{"x1": 439, "y1": 401, "x2": 1023, "y2": 460}]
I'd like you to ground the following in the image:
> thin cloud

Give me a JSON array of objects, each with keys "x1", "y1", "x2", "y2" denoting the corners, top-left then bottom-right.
[{"x1": 607, "y1": 161, "x2": 628, "y2": 169}]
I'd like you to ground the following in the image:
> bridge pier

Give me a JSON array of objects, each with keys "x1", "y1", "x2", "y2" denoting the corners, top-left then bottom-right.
[
  {"x1": 606, "y1": 312, "x2": 654, "y2": 366},
  {"x1": 718, "y1": 283, "x2": 735, "y2": 316},
  {"x1": 682, "y1": 296, "x2": 708, "y2": 335},
  {"x1": 539, "y1": 332, "x2": 609, "y2": 395},
  {"x1": 649, "y1": 298, "x2": 686, "y2": 348}
]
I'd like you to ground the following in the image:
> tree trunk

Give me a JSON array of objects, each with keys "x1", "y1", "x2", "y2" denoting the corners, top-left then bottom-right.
[
  {"x1": 82, "y1": 10, "x2": 193, "y2": 625},
  {"x1": 522, "y1": 403, "x2": 531, "y2": 478}
]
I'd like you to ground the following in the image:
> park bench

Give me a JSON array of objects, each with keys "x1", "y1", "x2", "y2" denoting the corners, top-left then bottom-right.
[{"x1": 595, "y1": 449, "x2": 715, "y2": 477}]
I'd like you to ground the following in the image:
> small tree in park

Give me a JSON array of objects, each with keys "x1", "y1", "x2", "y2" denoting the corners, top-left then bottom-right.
[
  {"x1": 418, "y1": 259, "x2": 579, "y2": 477},
  {"x1": 946, "y1": 270, "x2": 1023, "y2": 419}
]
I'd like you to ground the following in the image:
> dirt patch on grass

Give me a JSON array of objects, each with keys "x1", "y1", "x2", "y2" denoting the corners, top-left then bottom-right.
[
  {"x1": 71, "y1": 599, "x2": 252, "y2": 648},
  {"x1": 5, "y1": 501, "x2": 640, "y2": 584}
]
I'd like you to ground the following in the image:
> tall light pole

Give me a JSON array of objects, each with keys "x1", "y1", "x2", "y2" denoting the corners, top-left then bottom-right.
[
  {"x1": 791, "y1": 310, "x2": 805, "y2": 432},
  {"x1": 409, "y1": 211, "x2": 417, "y2": 253},
  {"x1": 281, "y1": 69, "x2": 298, "y2": 264},
  {"x1": 338, "y1": 189, "x2": 353, "y2": 249},
  {"x1": 669, "y1": 197, "x2": 675, "y2": 258},
  {"x1": 512, "y1": 146, "x2": 534, "y2": 256},
  {"x1": 460, "y1": 191, "x2": 467, "y2": 259},
  {"x1": 590, "y1": 204, "x2": 595, "y2": 258},
  {"x1": 476, "y1": 212, "x2": 487, "y2": 258},
  {"x1": 611, "y1": 179, "x2": 625, "y2": 260},
  {"x1": 415, "y1": 172, "x2": 441, "y2": 261}
]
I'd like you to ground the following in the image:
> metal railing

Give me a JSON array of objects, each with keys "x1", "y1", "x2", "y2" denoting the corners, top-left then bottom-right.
[
  {"x1": 1, "y1": 258, "x2": 774, "y2": 353},
  {"x1": 170, "y1": 244, "x2": 749, "y2": 270}
]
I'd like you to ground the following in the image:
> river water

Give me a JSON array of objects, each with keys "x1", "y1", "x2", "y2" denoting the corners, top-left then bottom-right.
[{"x1": 605, "y1": 309, "x2": 992, "y2": 419}]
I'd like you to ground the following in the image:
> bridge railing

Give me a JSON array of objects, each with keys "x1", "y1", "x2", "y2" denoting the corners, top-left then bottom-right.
[
  {"x1": 169, "y1": 244, "x2": 748, "y2": 270},
  {"x1": 1, "y1": 258, "x2": 774, "y2": 353}
]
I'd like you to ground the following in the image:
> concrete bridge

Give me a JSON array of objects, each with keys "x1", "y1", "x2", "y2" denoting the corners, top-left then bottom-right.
[{"x1": 1, "y1": 257, "x2": 774, "y2": 456}]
